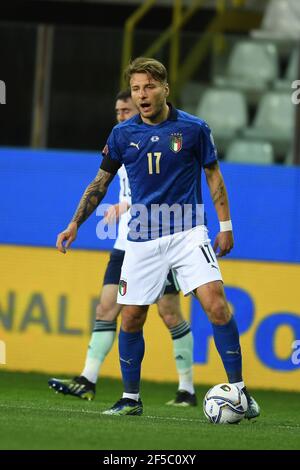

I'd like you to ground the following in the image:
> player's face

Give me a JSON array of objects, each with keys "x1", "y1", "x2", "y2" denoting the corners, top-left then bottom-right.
[
  {"x1": 130, "y1": 73, "x2": 169, "y2": 124},
  {"x1": 115, "y1": 98, "x2": 138, "y2": 123}
]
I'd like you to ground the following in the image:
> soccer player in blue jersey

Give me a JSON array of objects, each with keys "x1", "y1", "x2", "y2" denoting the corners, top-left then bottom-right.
[
  {"x1": 56, "y1": 58, "x2": 260, "y2": 419},
  {"x1": 52, "y1": 90, "x2": 196, "y2": 406}
]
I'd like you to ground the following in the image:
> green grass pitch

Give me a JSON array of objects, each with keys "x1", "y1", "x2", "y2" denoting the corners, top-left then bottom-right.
[{"x1": 0, "y1": 371, "x2": 299, "y2": 450}]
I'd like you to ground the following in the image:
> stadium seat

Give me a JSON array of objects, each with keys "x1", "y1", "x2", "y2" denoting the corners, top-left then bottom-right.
[
  {"x1": 225, "y1": 140, "x2": 274, "y2": 165},
  {"x1": 252, "y1": 0, "x2": 300, "y2": 40},
  {"x1": 180, "y1": 81, "x2": 205, "y2": 115},
  {"x1": 214, "y1": 41, "x2": 279, "y2": 94},
  {"x1": 275, "y1": 48, "x2": 299, "y2": 90},
  {"x1": 196, "y1": 88, "x2": 248, "y2": 154},
  {"x1": 243, "y1": 92, "x2": 295, "y2": 155}
]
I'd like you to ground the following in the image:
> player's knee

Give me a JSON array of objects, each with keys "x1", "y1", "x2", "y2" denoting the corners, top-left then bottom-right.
[
  {"x1": 121, "y1": 306, "x2": 147, "y2": 332},
  {"x1": 157, "y1": 295, "x2": 182, "y2": 328},
  {"x1": 209, "y1": 299, "x2": 231, "y2": 325},
  {"x1": 158, "y1": 305, "x2": 183, "y2": 328}
]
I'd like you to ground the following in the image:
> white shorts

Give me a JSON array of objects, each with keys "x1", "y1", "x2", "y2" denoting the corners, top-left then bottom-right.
[{"x1": 117, "y1": 225, "x2": 223, "y2": 305}]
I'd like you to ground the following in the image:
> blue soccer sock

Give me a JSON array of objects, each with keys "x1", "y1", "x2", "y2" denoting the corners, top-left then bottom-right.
[
  {"x1": 212, "y1": 316, "x2": 243, "y2": 383},
  {"x1": 119, "y1": 329, "x2": 145, "y2": 395}
]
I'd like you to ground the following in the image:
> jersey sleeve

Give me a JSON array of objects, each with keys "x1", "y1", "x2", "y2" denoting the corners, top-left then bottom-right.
[
  {"x1": 197, "y1": 122, "x2": 218, "y2": 168},
  {"x1": 100, "y1": 128, "x2": 123, "y2": 174}
]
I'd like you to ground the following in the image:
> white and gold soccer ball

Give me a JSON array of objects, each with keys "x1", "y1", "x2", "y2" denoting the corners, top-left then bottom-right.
[{"x1": 203, "y1": 383, "x2": 248, "y2": 424}]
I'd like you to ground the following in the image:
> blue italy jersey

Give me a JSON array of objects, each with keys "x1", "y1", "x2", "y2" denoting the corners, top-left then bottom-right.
[{"x1": 103, "y1": 105, "x2": 217, "y2": 241}]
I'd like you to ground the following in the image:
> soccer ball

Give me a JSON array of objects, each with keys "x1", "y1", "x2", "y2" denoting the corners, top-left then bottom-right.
[{"x1": 203, "y1": 383, "x2": 248, "y2": 424}]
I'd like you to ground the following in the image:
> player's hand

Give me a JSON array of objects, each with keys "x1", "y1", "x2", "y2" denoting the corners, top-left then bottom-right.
[
  {"x1": 104, "y1": 202, "x2": 129, "y2": 224},
  {"x1": 213, "y1": 231, "x2": 234, "y2": 258},
  {"x1": 56, "y1": 222, "x2": 78, "y2": 254},
  {"x1": 104, "y1": 204, "x2": 119, "y2": 224}
]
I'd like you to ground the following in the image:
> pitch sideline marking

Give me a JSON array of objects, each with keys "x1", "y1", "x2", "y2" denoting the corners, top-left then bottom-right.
[
  {"x1": 0, "y1": 403, "x2": 299, "y2": 430},
  {"x1": 0, "y1": 402, "x2": 201, "y2": 423}
]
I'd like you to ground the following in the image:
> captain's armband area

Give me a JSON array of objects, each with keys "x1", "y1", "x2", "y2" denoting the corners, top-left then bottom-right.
[
  {"x1": 100, "y1": 155, "x2": 122, "y2": 175},
  {"x1": 203, "y1": 160, "x2": 219, "y2": 171}
]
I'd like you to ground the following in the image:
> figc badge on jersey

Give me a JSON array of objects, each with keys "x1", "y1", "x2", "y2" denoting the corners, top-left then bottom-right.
[{"x1": 170, "y1": 133, "x2": 183, "y2": 153}]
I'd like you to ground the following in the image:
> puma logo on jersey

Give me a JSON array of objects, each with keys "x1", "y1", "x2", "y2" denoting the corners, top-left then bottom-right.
[
  {"x1": 211, "y1": 264, "x2": 219, "y2": 270},
  {"x1": 129, "y1": 141, "x2": 140, "y2": 150}
]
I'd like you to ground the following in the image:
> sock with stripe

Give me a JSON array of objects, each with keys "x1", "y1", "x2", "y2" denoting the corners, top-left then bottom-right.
[
  {"x1": 169, "y1": 320, "x2": 195, "y2": 394},
  {"x1": 81, "y1": 319, "x2": 117, "y2": 384}
]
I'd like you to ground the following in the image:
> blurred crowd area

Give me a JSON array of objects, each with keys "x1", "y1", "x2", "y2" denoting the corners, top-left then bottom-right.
[{"x1": 0, "y1": 0, "x2": 299, "y2": 165}]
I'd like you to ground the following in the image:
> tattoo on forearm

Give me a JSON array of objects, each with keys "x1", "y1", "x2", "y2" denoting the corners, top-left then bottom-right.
[
  {"x1": 212, "y1": 181, "x2": 226, "y2": 206},
  {"x1": 71, "y1": 169, "x2": 114, "y2": 227}
]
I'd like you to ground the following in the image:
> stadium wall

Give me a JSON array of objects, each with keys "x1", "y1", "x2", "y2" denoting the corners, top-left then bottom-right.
[{"x1": 1, "y1": 148, "x2": 300, "y2": 391}]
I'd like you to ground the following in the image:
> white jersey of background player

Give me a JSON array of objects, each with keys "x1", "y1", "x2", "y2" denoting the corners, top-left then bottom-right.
[{"x1": 113, "y1": 166, "x2": 131, "y2": 251}]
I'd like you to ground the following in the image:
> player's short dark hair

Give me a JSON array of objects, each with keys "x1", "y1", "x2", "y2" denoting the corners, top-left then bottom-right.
[
  {"x1": 124, "y1": 57, "x2": 168, "y2": 86},
  {"x1": 115, "y1": 89, "x2": 132, "y2": 101}
]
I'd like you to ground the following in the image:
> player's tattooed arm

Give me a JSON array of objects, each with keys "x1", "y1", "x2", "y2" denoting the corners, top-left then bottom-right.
[
  {"x1": 71, "y1": 168, "x2": 114, "y2": 227},
  {"x1": 204, "y1": 162, "x2": 233, "y2": 257},
  {"x1": 204, "y1": 162, "x2": 230, "y2": 217},
  {"x1": 212, "y1": 181, "x2": 226, "y2": 206},
  {"x1": 56, "y1": 169, "x2": 115, "y2": 253}
]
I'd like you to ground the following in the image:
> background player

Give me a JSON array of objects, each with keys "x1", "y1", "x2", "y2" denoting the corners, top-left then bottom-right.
[{"x1": 49, "y1": 90, "x2": 196, "y2": 407}]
